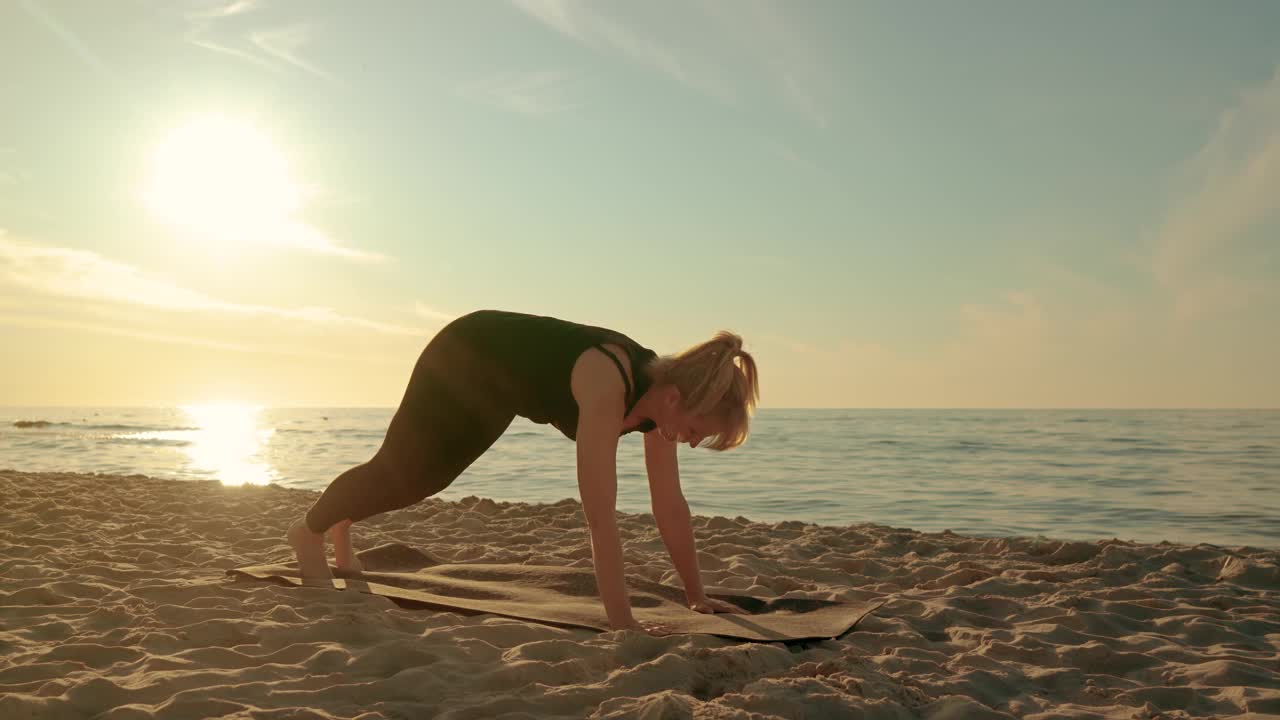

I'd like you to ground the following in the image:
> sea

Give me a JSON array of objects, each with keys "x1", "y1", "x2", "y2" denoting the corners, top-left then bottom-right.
[{"x1": 2, "y1": 407, "x2": 1276, "y2": 549}]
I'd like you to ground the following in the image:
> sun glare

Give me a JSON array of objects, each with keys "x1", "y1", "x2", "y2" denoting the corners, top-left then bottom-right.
[
  {"x1": 144, "y1": 115, "x2": 301, "y2": 246},
  {"x1": 179, "y1": 403, "x2": 277, "y2": 487}
]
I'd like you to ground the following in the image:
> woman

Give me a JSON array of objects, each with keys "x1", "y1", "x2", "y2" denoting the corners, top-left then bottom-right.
[{"x1": 288, "y1": 309, "x2": 760, "y2": 633}]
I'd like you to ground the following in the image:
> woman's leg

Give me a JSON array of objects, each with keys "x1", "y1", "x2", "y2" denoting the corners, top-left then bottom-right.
[
  {"x1": 329, "y1": 520, "x2": 359, "y2": 571},
  {"x1": 289, "y1": 330, "x2": 514, "y2": 579}
]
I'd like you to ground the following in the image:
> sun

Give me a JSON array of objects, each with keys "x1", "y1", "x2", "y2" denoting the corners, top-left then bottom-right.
[{"x1": 143, "y1": 115, "x2": 301, "y2": 245}]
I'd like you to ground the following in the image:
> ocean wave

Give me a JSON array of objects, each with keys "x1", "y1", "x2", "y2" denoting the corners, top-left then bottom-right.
[
  {"x1": 947, "y1": 440, "x2": 1000, "y2": 452},
  {"x1": 106, "y1": 436, "x2": 192, "y2": 448},
  {"x1": 11, "y1": 420, "x2": 203, "y2": 433},
  {"x1": 276, "y1": 427, "x2": 381, "y2": 438},
  {"x1": 88, "y1": 423, "x2": 201, "y2": 433},
  {"x1": 1096, "y1": 445, "x2": 1177, "y2": 457}
]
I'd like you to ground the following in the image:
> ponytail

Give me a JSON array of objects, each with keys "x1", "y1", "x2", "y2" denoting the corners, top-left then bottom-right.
[{"x1": 648, "y1": 330, "x2": 760, "y2": 450}]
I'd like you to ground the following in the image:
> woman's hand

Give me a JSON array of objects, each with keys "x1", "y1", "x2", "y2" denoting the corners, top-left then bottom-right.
[{"x1": 687, "y1": 594, "x2": 748, "y2": 615}]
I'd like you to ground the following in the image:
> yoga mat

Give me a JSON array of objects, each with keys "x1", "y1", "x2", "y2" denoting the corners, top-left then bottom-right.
[{"x1": 228, "y1": 543, "x2": 882, "y2": 643}]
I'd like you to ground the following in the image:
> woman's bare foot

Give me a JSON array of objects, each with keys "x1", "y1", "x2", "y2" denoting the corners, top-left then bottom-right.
[
  {"x1": 287, "y1": 519, "x2": 333, "y2": 581},
  {"x1": 331, "y1": 519, "x2": 364, "y2": 573}
]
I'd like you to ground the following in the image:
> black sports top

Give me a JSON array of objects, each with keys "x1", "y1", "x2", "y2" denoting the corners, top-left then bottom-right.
[{"x1": 441, "y1": 310, "x2": 658, "y2": 440}]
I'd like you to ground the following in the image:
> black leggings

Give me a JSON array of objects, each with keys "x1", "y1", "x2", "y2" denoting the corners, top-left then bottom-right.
[{"x1": 304, "y1": 328, "x2": 516, "y2": 534}]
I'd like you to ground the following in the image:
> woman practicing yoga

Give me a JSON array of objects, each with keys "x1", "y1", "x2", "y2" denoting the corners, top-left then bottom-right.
[{"x1": 289, "y1": 309, "x2": 760, "y2": 632}]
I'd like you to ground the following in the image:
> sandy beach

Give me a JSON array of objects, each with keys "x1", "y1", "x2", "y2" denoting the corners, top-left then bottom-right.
[{"x1": 2, "y1": 470, "x2": 1278, "y2": 719}]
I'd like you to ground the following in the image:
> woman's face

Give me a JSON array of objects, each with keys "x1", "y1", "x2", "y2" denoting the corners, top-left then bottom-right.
[{"x1": 656, "y1": 390, "x2": 719, "y2": 448}]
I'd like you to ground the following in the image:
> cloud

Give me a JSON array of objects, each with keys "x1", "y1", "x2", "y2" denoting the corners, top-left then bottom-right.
[
  {"x1": 1152, "y1": 65, "x2": 1280, "y2": 320},
  {"x1": 0, "y1": 304, "x2": 411, "y2": 365},
  {"x1": 0, "y1": 152, "x2": 24, "y2": 191},
  {"x1": 413, "y1": 302, "x2": 459, "y2": 323},
  {"x1": 696, "y1": 0, "x2": 832, "y2": 128},
  {"x1": 0, "y1": 234, "x2": 418, "y2": 336},
  {"x1": 512, "y1": 1, "x2": 833, "y2": 128},
  {"x1": 958, "y1": 291, "x2": 1044, "y2": 340},
  {"x1": 756, "y1": 135, "x2": 838, "y2": 183},
  {"x1": 511, "y1": 0, "x2": 730, "y2": 101},
  {"x1": 19, "y1": 0, "x2": 113, "y2": 79},
  {"x1": 1, "y1": 235, "x2": 227, "y2": 312},
  {"x1": 755, "y1": 332, "x2": 818, "y2": 355},
  {"x1": 182, "y1": 2, "x2": 338, "y2": 83},
  {"x1": 250, "y1": 24, "x2": 340, "y2": 83},
  {"x1": 0, "y1": 309, "x2": 271, "y2": 355},
  {"x1": 184, "y1": 0, "x2": 258, "y2": 20},
  {"x1": 755, "y1": 286, "x2": 1168, "y2": 408},
  {"x1": 458, "y1": 70, "x2": 582, "y2": 117},
  {"x1": 176, "y1": 217, "x2": 386, "y2": 262}
]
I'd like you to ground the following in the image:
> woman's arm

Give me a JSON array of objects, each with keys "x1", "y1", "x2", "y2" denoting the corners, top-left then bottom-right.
[
  {"x1": 643, "y1": 432, "x2": 706, "y2": 599},
  {"x1": 644, "y1": 432, "x2": 747, "y2": 615},
  {"x1": 571, "y1": 349, "x2": 635, "y2": 629}
]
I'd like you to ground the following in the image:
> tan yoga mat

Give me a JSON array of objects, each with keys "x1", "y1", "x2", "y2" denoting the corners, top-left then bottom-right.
[{"x1": 227, "y1": 543, "x2": 882, "y2": 642}]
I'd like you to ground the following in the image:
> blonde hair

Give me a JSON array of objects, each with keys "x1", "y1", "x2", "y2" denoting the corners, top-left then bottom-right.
[{"x1": 648, "y1": 330, "x2": 760, "y2": 451}]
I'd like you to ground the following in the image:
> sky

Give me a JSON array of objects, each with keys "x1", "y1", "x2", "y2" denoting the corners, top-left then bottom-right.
[{"x1": 1, "y1": 1, "x2": 1278, "y2": 408}]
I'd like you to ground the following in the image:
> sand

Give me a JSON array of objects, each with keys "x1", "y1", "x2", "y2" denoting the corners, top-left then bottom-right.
[{"x1": 1, "y1": 470, "x2": 1278, "y2": 719}]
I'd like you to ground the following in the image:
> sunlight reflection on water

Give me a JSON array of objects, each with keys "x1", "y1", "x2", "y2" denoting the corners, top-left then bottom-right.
[
  {"x1": 179, "y1": 404, "x2": 277, "y2": 486},
  {"x1": 115, "y1": 405, "x2": 278, "y2": 486}
]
